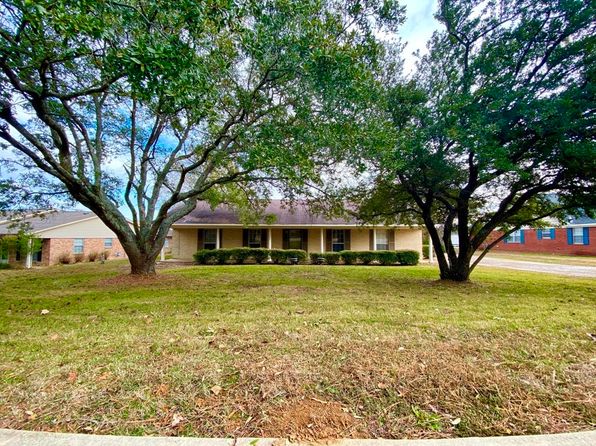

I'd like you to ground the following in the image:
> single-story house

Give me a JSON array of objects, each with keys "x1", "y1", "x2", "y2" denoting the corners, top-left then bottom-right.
[
  {"x1": 489, "y1": 216, "x2": 595, "y2": 256},
  {"x1": 170, "y1": 200, "x2": 422, "y2": 260},
  {"x1": 0, "y1": 210, "x2": 127, "y2": 267}
]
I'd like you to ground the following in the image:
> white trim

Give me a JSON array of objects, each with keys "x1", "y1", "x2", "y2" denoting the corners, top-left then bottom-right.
[
  {"x1": 373, "y1": 229, "x2": 377, "y2": 251},
  {"x1": 320, "y1": 228, "x2": 324, "y2": 253},
  {"x1": 215, "y1": 228, "x2": 220, "y2": 249}
]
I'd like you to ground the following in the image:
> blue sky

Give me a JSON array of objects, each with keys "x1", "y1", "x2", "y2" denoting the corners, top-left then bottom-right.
[{"x1": 398, "y1": 0, "x2": 440, "y2": 74}]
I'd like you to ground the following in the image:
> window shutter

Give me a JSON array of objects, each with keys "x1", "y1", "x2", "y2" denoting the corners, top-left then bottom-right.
[
  {"x1": 388, "y1": 229, "x2": 395, "y2": 250},
  {"x1": 219, "y1": 229, "x2": 223, "y2": 249},
  {"x1": 520, "y1": 229, "x2": 525, "y2": 244},
  {"x1": 325, "y1": 229, "x2": 332, "y2": 252},
  {"x1": 344, "y1": 230, "x2": 351, "y2": 251},
  {"x1": 369, "y1": 230, "x2": 374, "y2": 250},
  {"x1": 261, "y1": 229, "x2": 268, "y2": 248},
  {"x1": 242, "y1": 229, "x2": 248, "y2": 247},
  {"x1": 550, "y1": 228, "x2": 555, "y2": 239},
  {"x1": 301, "y1": 229, "x2": 308, "y2": 251},
  {"x1": 536, "y1": 229, "x2": 542, "y2": 240},
  {"x1": 583, "y1": 227, "x2": 590, "y2": 245},
  {"x1": 567, "y1": 228, "x2": 573, "y2": 245},
  {"x1": 282, "y1": 229, "x2": 289, "y2": 250},
  {"x1": 197, "y1": 229, "x2": 204, "y2": 250}
]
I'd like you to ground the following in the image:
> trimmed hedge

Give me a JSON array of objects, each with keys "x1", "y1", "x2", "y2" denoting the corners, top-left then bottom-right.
[
  {"x1": 194, "y1": 248, "x2": 307, "y2": 265},
  {"x1": 422, "y1": 244, "x2": 429, "y2": 259},
  {"x1": 194, "y1": 248, "x2": 419, "y2": 266}
]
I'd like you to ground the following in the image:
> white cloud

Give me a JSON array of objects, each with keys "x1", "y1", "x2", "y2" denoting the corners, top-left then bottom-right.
[{"x1": 398, "y1": 0, "x2": 440, "y2": 75}]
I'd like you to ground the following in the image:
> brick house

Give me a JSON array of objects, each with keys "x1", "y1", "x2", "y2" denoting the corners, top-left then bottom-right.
[
  {"x1": 489, "y1": 217, "x2": 595, "y2": 256},
  {"x1": 171, "y1": 200, "x2": 423, "y2": 260},
  {"x1": 0, "y1": 210, "x2": 127, "y2": 267}
]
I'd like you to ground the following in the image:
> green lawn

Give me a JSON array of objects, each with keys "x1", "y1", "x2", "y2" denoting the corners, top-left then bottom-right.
[{"x1": 0, "y1": 261, "x2": 594, "y2": 440}]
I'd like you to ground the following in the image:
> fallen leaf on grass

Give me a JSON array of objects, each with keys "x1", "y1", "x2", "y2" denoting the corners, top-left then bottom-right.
[
  {"x1": 40, "y1": 309, "x2": 50, "y2": 315},
  {"x1": 24, "y1": 410, "x2": 36, "y2": 420},
  {"x1": 211, "y1": 385, "x2": 222, "y2": 395},
  {"x1": 171, "y1": 413, "x2": 184, "y2": 428},
  {"x1": 67, "y1": 371, "x2": 77, "y2": 383}
]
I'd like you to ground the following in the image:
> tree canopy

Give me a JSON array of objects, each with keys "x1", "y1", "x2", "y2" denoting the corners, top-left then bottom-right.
[
  {"x1": 0, "y1": 0, "x2": 401, "y2": 273},
  {"x1": 350, "y1": 0, "x2": 595, "y2": 280}
]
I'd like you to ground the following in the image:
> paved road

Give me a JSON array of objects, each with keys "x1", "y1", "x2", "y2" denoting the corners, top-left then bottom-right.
[{"x1": 475, "y1": 256, "x2": 596, "y2": 278}]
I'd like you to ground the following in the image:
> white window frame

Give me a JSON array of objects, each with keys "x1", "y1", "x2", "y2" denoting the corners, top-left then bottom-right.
[
  {"x1": 507, "y1": 230, "x2": 522, "y2": 244},
  {"x1": 541, "y1": 228, "x2": 552, "y2": 240},
  {"x1": 203, "y1": 229, "x2": 218, "y2": 250},
  {"x1": 73, "y1": 238, "x2": 84, "y2": 254},
  {"x1": 104, "y1": 238, "x2": 113, "y2": 249},
  {"x1": 376, "y1": 229, "x2": 389, "y2": 250},
  {"x1": 572, "y1": 227, "x2": 584, "y2": 245},
  {"x1": 331, "y1": 230, "x2": 345, "y2": 252},
  {"x1": 247, "y1": 229, "x2": 262, "y2": 248}
]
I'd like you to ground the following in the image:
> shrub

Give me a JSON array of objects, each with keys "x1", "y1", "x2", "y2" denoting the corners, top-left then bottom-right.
[
  {"x1": 339, "y1": 250, "x2": 359, "y2": 265},
  {"x1": 58, "y1": 252, "x2": 72, "y2": 264},
  {"x1": 309, "y1": 252, "x2": 325, "y2": 264},
  {"x1": 252, "y1": 248, "x2": 270, "y2": 264},
  {"x1": 73, "y1": 253, "x2": 85, "y2": 263},
  {"x1": 395, "y1": 250, "x2": 420, "y2": 265},
  {"x1": 269, "y1": 249, "x2": 285, "y2": 264},
  {"x1": 422, "y1": 244, "x2": 429, "y2": 259},
  {"x1": 377, "y1": 250, "x2": 398, "y2": 265},
  {"x1": 0, "y1": 262, "x2": 11, "y2": 270},
  {"x1": 103, "y1": 250, "x2": 111, "y2": 260},
  {"x1": 193, "y1": 249, "x2": 221, "y2": 264},
  {"x1": 321, "y1": 252, "x2": 340, "y2": 265},
  {"x1": 88, "y1": 251, "x2": 100, "y2": 262},
  {"x1": 285, "y1": 249, "x2": 307, "y2": 264},
  {"x1": 359, "y1": 251, "x2": 377, "y2": 265}
]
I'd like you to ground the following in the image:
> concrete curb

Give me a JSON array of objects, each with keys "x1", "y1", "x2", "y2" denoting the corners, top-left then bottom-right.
[{"x1": 1, "y1": 429, "x2": 595, "y2": 446}]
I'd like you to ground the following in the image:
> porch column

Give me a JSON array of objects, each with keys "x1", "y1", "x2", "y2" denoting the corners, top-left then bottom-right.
[
  {"x1": 320, "y1": 228, "x2": 324, "y2": 252},
  {"x1": 428, "y1": 232, "x2": 434, "y2": 264},
  {"x1": 215, "y1": 228, "x2": 220, "y2": 249},
  {"x1": 25, "y1": 239, "x2": 32, "y2": 269},
  {"x1": 160, "y1": 246, "x2": 165, "y2": 261},
  {"x1": 373, "y1": 228, "x2": 377, "y2": 251},
  {"x1": 267, "y1": 228, "x2": 272, "y2": 249}
]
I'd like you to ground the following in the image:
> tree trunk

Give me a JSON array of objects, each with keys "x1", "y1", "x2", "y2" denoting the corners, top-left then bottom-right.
[
  {"x1": 439, "y1": 261, "x2": 471, "y2": 281},
  {"x1": 128, "y1": 252, "x2": 158, "y2": 275}
]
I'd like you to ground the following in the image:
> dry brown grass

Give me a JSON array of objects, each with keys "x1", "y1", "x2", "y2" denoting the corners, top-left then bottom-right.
[{"x1": 0, "y1": 262, "x2": 594, "y2": 440}]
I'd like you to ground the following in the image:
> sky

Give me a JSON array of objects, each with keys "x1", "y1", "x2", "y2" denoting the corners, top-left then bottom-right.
[{"x1": 397, "y1": 0, "x2": 440, "y2": 74}]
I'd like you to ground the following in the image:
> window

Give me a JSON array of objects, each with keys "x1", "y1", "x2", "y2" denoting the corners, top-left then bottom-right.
[
  {"x1": 506, "y1": 230, "x2": 522, "y2": 244},
  {"x1": 376, "y1": 230, "x2": 389, "y2": 250},
  {"x1": 332, "y1": 230, "x2": 345, "y2": 252},
  {"x1": 540, "y1": 228, "x2": 552, "y2": 240},
  {"x1": 573, "y1": 227, "x2": 584, "y2": 245},
  {"x1": 287, "y1": 229, "x2": 303, "y2": 250},
  {"x1": 203, "y1": 229, "x2": 218, "y2": 250},
  {"x1": 104, "y1": 238, "x2": 113, "y2": 249},
  {"x1": 247, "y1": 229, "x2": 262, "y2": 248},
  {"x1": 73, "y1": 238, "x2": 84, "y2": 254}
]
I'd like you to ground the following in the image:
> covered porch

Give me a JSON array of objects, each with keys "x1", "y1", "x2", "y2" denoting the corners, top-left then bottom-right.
[{"x1": 170, "y1": 225, "x2": 422, "y2": 260}]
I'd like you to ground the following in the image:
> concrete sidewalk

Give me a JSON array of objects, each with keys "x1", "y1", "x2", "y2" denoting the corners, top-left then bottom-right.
[{"x1": 1, "y1": 429, "x2": 595, "y2": 446}]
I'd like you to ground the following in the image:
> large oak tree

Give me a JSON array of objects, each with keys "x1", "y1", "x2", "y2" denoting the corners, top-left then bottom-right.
[
  {"x1": 352, "y1": 0, "x2": 595, "y2": 281},
  {"x1": 0, "y1": 0, "x2": 400, "y2": 274}
]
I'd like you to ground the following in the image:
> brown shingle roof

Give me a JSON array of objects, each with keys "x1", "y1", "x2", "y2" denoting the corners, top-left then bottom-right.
[{"x1": 174, "y1": 200, "x2": 359, "y2": 226}]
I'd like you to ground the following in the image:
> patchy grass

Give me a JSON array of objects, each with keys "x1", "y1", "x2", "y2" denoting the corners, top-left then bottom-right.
[
  {"x1": 485, "y1": 251, "x2": 596, "y2": 267},
  {"x1": 0, "y1": 261, "x2": 594, "y2": 440}
]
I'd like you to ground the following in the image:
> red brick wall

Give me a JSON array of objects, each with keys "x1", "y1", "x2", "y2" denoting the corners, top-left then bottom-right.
[
  {"x1": 489, "y1": 227, "x2": 595, "y2": 256},
  {"x1": 45, "y1": 237, "x2": 127, "y2": 265}
]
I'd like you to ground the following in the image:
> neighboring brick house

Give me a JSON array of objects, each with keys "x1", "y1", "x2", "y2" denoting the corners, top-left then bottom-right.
[
  {"x1": 171, "y1": 200, "x2": 423, "y2": 260},
  {"x1": 489, "y1": 217, "x2": 595, "y2": 256},
  {"x1": 0, "y1": 210, "x2": 127, "y2": 267}
]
